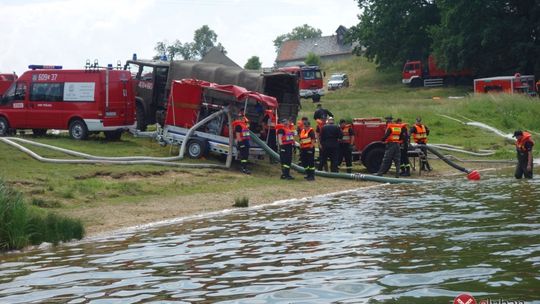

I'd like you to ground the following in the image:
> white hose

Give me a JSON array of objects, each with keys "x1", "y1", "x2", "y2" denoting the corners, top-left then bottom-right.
[
  {"x1": 0, "y1": 137, "x2": 225, "y2": 169},
  {"x1": 178, "y1": 109, "x2": 226, "y2": 160},
  {"x1": 427, "y1": 144, "x2": 495, "y2": 156}
]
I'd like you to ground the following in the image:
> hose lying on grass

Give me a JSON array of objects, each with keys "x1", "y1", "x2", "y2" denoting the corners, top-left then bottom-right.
[{"x1": 0, "y1": 137, "x2": 226, "y2": 169}]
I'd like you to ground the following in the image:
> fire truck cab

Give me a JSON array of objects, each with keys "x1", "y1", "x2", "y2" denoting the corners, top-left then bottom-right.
[
  {"x1": 278, "y1": 65, "x2": 324, "y2": 102},
  {"x1": 0, "y1": 65, "x2": 136, "y2": 139},
  {"x1": 0, "y1": 73, "x2": 17, "y2": 96}
]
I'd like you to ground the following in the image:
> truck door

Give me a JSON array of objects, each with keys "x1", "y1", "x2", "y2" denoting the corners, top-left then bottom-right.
[
  {"x1": 0, "y1": 81, "x2": 28, "y2": 128},
  {"x1": 28, "y1": 81, "x2": 63, "y2": 129}
]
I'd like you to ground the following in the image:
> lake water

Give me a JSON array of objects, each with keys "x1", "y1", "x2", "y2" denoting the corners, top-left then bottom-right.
[{"x1": 1, "y1": 172, "x2": 539, "y2": 303}]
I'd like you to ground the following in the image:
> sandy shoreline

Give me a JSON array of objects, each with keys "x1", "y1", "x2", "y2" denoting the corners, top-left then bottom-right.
[{"x1": 59, "y1": 161, "x2": 511, "y2": 238}]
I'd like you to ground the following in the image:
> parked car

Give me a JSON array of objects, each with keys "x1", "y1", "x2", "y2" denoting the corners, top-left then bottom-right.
[{"x1": 327, "y1": 73, "x2": 349, "y2": 90}]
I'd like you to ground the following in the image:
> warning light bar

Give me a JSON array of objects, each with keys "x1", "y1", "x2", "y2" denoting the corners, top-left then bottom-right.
[{"x1": 28, "y1": 65, "x2": 63, "y2": 70}]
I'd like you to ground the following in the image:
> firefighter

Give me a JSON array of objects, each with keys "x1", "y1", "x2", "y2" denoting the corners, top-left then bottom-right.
[
  {"x1": 513, "y1": 130, "x2": 534, "y2": 179},
  {"x1": 260, "y1": 109, "x2": 278, "y2": 154},
  {"x1": 232, "y1": 111, "x2": 251, "y2": 174},
  {"x1": 277, "y1": 118, "x2": 295, "y2": 179},
  {"x1": 297, "y1": 116, "x2": 308, "y2": 135},
  {"x1": 410, "y1": 117, "x2": 431, "y2": 171},
  {"x1": 313, "y1": 104, "x2": 333, "y2": 121},
  {"x1": 338, "y1": 119, "x2": 355, "y2": 173},
  {"x1": 396, "y1": 118, "x2": 411, "y2": 176},
  {"x1": 299, "y1": 120, "x2": 317, "y2": 180},
  {"x1": 318, "y1": 117, "x2": 343, "y2": 172},
  {"x1": 375, "y1": 117, "x2": 406, "y2": 177}
]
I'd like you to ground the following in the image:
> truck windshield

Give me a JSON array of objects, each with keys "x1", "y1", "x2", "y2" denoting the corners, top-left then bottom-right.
[{"x1": 303, "y1": 70, "x2": 322, "y2": 80}]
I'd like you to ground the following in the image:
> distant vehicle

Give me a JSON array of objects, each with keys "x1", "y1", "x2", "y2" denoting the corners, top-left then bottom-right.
[
  {"x1": 0, "y1": 73, "x2": 17, "y2": 96},
  {"x1": 474, "y1": 74, "x2": 537, "y2": 96},
  {"x1": 124, "y1": 58, "x2": 299, "y2": 131},
  {"x1": 0, "y1": 64, "x2": 136, "y2": 139},
  {"x1": 327, "y1": 73, "x2": 349, "y2": 90},
  {"x1": 278, "y1": 65, "x2": 324, "y2": 102},
  {"x1": 402, "y1": 55, "x2": 472, "y2": 87}
]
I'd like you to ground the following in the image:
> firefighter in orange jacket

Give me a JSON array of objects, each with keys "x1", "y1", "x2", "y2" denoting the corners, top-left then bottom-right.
[
  {"x1": 277, "y1": 118, "x2": 295, "y2": 179},
  {"x1": 410, "y1": 117, "x2": 431, "y2": 171},
  {"x1": 339, "y1": 119, "x2": 355, "y2": 173},
  {"x1": 261, "y1": 109, "x2": 277, "y2": 155},
  {"x1": 375, "y1": 116, "x2": 406, "y2": 177},
  {"x1": 513, "y1": 130, "x2": 534, "y2": 179},
  {"x1": 232, "y1": 111, "x2": 251, "y2": 174},
  {"x1": 396, "y1": 118, "x2": 411, "y2": 176},
  {"x1": 299, "y1": 120, "x2": 317, "y2": 180}
]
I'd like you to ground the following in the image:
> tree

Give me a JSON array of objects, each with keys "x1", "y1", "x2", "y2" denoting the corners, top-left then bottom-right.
[
  {"x1": 348, "y1": 0, "x2": 440, "y2": 68},
  {"x1": 305, "y1": 52, "x2": 321, "y2": 66},
  {"x1": 192, "y1": 25, "x2": 218, "y2": 59},
  {"x1": 430, "y1": 0, "x2": 540, "y2": 77},
  {"x1": 153, "y1": 25, "x2": 226, "y2": 61},
  {"x1": 244, "y1": 56, "x2": 262, "y2": 70},
  {"x1": 273, "y1": 24, "x2": 323, "y2": 52}
]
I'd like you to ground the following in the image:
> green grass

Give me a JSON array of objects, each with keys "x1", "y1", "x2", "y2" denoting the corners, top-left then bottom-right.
[
  {"x1": 0, "y1": 179, "x2": 84, "y2": 251},
  {"x1": 233, "y1": 196, "x2": 249, "y2": 208}
]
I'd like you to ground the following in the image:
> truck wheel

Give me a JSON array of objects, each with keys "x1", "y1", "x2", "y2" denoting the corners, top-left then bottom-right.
[
  {"x1": 187, "y1": 138, "x2": 209, "y2": 159},
  {"x1": 69, "y1": 119, "x2": 88, "y2": 140},
  {"x1": 104, "y1": 130, "x2": 122, "y2": 141},
  {"x1": 411, "y1": 78, "x2": 422, "y2": 87},
  {"x1": 0, "y1": 117, "x2": 10, "y2": 136},
  {"x1": 363, "y1": 146, "x2": 385, "y2": 174},
  {"x1": 32, "y1": 129, "x2": 48, "y2": 136},
  {"x1": 136, "y1": 103, "x2": 147, "y2": 131},
  {"x1": 312, "y1": 95, "x2": 321, "y2": 103}
]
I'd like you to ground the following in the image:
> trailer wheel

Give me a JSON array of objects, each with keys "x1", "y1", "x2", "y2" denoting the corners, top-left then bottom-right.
[
  {"x1": 0, "y1": 117, "x2": 10, "y2": 136},
  {"x1": 136, "y1": 103, "x2": 147, "y2": 131},
  {"x1": 104, "y1": 130, "x2": 122, "y2": 141},
  {"x1": 69, "y1": 119, "x2": 88, "y2": 140},
  {"x1": 362, "y1": 146, "x2": 385, "y2": 174},
  {"x1": 32, "y1": 129, "x2": 48, "y2": 136},
  {"x1": 187, "y1": 138, "x2": 209, "y2": 159}
]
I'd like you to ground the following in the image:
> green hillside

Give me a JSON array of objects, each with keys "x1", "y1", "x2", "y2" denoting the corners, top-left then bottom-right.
[{"x1": 299, "y1": 56, "x2": 540, "y2": 158}]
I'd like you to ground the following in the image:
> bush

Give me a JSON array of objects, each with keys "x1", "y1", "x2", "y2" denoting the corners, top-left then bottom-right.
[
  {"x1": 0, "y1": 180, "x2": 85, "y2": 251},
  {"x1": 233, "y1": 196, "x2": 249, "y2": 208},
  {"x1": 305, "y1": 52, "x2": 321, "y2": 66}
]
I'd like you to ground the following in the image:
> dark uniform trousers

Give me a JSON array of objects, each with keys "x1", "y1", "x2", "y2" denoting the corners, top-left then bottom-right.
[
  {"x1": 238, "y1": 140, "x2": 250, "y2": 170},
  {"x1": 417, "y1": 143, "x2": 431, "y2": 171},
  {"x1": 400, "y1": 142, "x2": 411, "y2": 175},
  {"x1": 377, "y1": 142, "x2": 401, "y2": 176},
  {"x1": 318, "y1": 145, "x2": 340, "y2": 172},
  {"x1": 300, "y1": 147, "x2": 316, "y2": 178},
  {"x1": 280, "y1": 144, "x2": 293, "y2": 177},
  {"x1": 339, "y1": 143, "x2": 353, "y2": 173},
  {"x1": 515, "y1": 152, "x2": 533, "y2": 179}
]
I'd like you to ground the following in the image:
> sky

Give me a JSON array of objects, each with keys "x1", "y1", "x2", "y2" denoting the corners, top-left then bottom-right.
[{"x1": 0, "y1": 0, "x2": 361, "y2": 75}]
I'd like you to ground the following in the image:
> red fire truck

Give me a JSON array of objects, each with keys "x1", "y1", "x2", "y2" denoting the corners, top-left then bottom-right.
[
  {"x1": 0, "y1": 73, "x2": 17, "y2": 96},
  {"x1": 402, "y1": 55, "x2": 472, "y2": 87},
  {"x1": 474, "y1": 74, "x2": 537, "y2": 96},
  {"x1": 0, "y1": 65, "x2": 136, "y2": 139},
  {"x1": 278, "y1": 65, "x2": 324, "y2": 102}
]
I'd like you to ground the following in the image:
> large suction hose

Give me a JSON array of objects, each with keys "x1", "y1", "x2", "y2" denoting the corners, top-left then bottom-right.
[
  {"x1": 424, "y1": 144, "x2": 480, "y2": 180},
  {"x1": 250, "y1": 133, "x2": 426, "y2": 184}
]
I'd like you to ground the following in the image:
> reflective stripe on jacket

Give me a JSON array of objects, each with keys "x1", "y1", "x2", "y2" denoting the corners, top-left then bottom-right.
[
  {"x1": 276, "y1": 124, "x2": 295, "y2": 145},
  {"x1": 300, "y1": 128, "x2": 315, "y2": 149},
  {"x1": 386, "y1": 123, "x2": 403, "y2": 143},
  {"x1": 232, "y1": 120, "x2": 250, "y2": 141},
  {"x1": 413, "y1": 123, "x2": 428, "y2": 144},
  {"x1": 340, "y1": 124, "x2": 353, "y2": 144}
]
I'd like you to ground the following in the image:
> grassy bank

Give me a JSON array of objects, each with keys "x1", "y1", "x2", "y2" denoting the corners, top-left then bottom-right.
[
  {"x1": 0, "y1": 179, "x2": 84, "y2": 251},
  {"x1": 0, "y1": 56, "x2": 537, "y2": 237}
]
